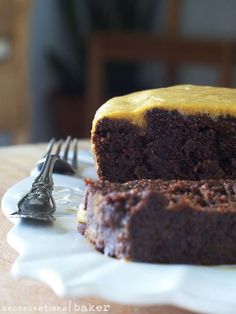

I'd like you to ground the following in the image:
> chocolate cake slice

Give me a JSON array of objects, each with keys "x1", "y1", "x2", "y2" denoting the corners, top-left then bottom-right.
[
  {"x1": 78, "y1": 179, "x2": 236, "y2": 265},
  {"x1": 92, "y1": 85, "x2": 236, "y2": 182}
]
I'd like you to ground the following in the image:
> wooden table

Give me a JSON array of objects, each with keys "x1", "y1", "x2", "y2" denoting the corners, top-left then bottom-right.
[{"x1": 0, "y1": 141, "x2": 195, "y2": 314}]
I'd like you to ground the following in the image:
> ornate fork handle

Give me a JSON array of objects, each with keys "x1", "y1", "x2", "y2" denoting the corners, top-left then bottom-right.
[{"x1": 15, "y1": 154, "x2": 58, "y2": 222}]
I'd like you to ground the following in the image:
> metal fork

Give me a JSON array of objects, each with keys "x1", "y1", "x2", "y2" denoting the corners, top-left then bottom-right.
[
  {"x1": 12, "y1": 137, "x2": 79, "y2": 222},
  {"x1": 12, "y1": 154, "x2": 57, "y2": 222},
  {"x1": 35, "y1": 136, "x2": 78, "y2": 175}
]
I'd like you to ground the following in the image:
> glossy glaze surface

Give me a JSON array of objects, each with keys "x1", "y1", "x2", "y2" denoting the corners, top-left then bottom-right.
[{"x1": 92, "y1": 85, "x2": 236, "y2": 130}]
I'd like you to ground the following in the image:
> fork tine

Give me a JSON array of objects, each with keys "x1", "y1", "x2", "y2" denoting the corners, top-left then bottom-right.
[
  {"x1": 62, "y1": 136, "x2": 72, "y2": 162},
  {"x1": 55, "y1": 139, "x2": 63, "y2": 157},
  {"x1": 72, "y1": 138, "x2": 78, "y2": 169},
  {"x1": 35, "y1": 136, "x2": 77, "y2": 176},
  {"x1": 44, "y1": 138, "x2": 56, "y2": 157}
]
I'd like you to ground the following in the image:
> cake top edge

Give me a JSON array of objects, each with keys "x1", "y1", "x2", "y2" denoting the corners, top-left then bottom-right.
[
  {"x1": 92, "y1": 84, "x2": 236, "y2": 131},
  {"x1": 85, "y1": 178, "x2": 236, "y2": 213}
]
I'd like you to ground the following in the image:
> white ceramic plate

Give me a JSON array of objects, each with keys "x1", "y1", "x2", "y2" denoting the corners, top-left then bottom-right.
[{"x1": 2, "y1": 150, "x2": 236, "y2": 314}]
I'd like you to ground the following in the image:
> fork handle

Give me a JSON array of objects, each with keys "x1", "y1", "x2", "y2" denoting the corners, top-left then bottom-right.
[{"x1": 34, "y1": 154, "x2": 57, "y2": 187}]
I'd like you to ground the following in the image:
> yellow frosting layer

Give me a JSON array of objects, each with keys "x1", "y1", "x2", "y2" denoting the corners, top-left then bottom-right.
[{"x1": 92, "y1": 85, "x2": 236, "y2": 131}]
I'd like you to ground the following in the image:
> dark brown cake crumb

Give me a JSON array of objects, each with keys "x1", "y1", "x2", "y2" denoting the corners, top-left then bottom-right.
[
  {"x1": 92, "y1": 109, "x2": 236, "y2": 182},
  {"x1": 78, "y1": 179, "x2": 236, "y2": 265}
]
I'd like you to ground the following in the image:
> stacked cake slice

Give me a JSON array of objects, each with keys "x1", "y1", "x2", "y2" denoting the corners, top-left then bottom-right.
[{"x1": 79, "y1": 85, "x2": 236, "y2": 265}]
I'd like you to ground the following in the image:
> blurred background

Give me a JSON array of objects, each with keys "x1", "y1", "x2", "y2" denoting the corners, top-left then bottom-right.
[{"x1": 0, "y1": 0, "x2": 236, "y2": 145}]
